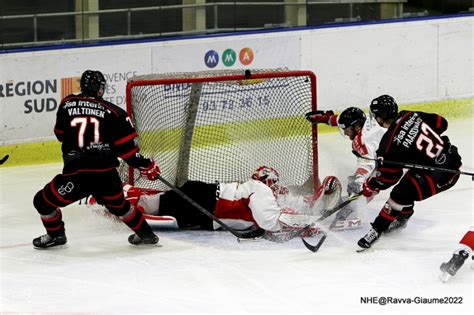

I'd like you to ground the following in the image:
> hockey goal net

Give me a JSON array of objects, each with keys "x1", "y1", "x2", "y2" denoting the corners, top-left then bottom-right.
[{"x1": 121, "y1": 69, "x2": 319, "y2": 193}]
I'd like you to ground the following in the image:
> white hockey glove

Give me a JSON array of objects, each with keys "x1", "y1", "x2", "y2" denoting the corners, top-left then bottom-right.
[{"x1": 347, "y1": 174, "x2": 365, "y2": 195}]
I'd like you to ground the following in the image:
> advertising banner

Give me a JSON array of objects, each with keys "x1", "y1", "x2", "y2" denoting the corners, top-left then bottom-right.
[
  {"x1": 0, "y1": 47, "x2": 153, "y2": 144},
  {"x1": 152, "y1": 33, "x2": 301, "y2": 73}
]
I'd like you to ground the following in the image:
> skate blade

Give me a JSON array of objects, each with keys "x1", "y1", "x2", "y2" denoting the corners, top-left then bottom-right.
[
  {"x1": 439, "y1": 272, "x2": 451, "y2": 283},
  {"x1": 33, "y1": 244, "x2": 69, "y2": 250},
  {"x1": 237, "y1": 237, "x2": 262, "y2": 243},
  {"x1": 129, "y1": 243, "x2": 162, "y2": 247}
]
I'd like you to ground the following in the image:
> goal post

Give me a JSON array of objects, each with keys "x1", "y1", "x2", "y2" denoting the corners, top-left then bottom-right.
[{"x1": 121, "y1": 69, "x2": 319, "y2": 194}]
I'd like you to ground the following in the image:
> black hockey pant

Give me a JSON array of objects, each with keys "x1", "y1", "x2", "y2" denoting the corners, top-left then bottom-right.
[
  {"x1": 158, "y1": 181, "x2": 218, "y2": 230},
  {"x1": 372, "y1": 169, "x2": 460, "y2": 233},
  {"x1": 33, "y1": 168, "x2": 153, "y2": 237}
]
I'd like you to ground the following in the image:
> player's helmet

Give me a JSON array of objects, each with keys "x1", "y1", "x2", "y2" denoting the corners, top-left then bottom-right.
[
  {"x1": 251, "y1": 166, "x2": 280, "y2": 188},
  {"x1": 80, "y1": 70, "x2": 106, "y2": 97},
  {"x1": 369, "y1": 95, "x2": 398, "y2": 120},
  {"x1": 337, "y1": 107, "x2": 366, "y2": 130}
]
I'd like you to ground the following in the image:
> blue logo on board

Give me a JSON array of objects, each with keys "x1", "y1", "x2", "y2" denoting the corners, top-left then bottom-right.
[{"x1": 204, "y1": 50, "x2": 219, "y2": 68}]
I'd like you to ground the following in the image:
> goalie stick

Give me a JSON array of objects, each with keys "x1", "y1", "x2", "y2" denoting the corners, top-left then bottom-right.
[
  {"x1": 301, "y1": 225, "x2": 328, "y2": 252},
  {"x1": 156, "y1": 175, "x2": 265, "y2": 240},
  {"x1": 0, "y1": 155, "x2": 9, "y2": 165},
  {"x1": 353, "y1": 150, "x2": 474, "y2": 180},
  {"x1": 300, "y1": 193, "x2": 363, "y2": 252},
  {"x1": 316, "y1": 192, "x2": 363, "y2": 222}
]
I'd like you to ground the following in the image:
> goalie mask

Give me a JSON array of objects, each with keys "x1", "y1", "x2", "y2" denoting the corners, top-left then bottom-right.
[{"x1": 251, "y1": 165, "x2": 280, "y2": 188}]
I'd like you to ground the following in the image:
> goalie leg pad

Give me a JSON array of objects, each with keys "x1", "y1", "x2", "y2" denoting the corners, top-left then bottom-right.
[
  {"x1": 330, "y1": 218, "x2": 363, "y2": 231},
  {"x1": 329, "y1": 201, "x2": 363, "y2": 231},
  {"x1": 304, "y1": 176, "x2": 342, "y2": 213}
]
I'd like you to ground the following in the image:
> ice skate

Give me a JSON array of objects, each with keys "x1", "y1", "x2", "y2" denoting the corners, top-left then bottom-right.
[
  {"x1": 357, "y1": 227, "x2": 380, "y2": 251},
  {"x1": 128, "y1": 232, "x2": 159, "y2": 245},
  {"x1": 439, "y1": 250, "x2": 469, "y2": 282},
  {"x1": 33, "y1": 232, "x2": 67, "y2": 249}
]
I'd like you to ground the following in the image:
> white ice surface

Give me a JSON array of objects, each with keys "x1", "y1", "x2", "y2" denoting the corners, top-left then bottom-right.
[{"x1": 1, "y1": 119, "x2": 473, "y2": 315}]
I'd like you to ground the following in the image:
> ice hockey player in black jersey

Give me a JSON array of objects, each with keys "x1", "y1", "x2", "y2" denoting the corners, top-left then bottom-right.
[
  {"x1": 32, "y1": 70, "x2": 161, "y2": 249},
  {"x1": 357, "y1": 95, "x2": 462, "y2": 250}
]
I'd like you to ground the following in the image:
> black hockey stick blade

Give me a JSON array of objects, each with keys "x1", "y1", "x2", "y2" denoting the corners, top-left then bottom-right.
[
  {"x1": 0, "y1": 155, "x2": 9, "y2": 165},
  {"x1": 302, "y1": 231, "x2": 327, "y2": 252}
]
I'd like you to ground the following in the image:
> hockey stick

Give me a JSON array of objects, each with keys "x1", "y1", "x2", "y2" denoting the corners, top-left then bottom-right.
[
  {"x1": 0, "y1": 155, "x2": 9, "y2": 165},
  {"x1": 300, "y1": 193, "x2": 363, "y2": 252},
  {"x1": 156, "y1": 175, "x2": 265, "y2": 240},
  {"x1": 316, "y1": 192, "x2": 363, "y2": 222},
  {"x1": 353, "y1": 151, "x2": 474, "y2": 180},
  {"x1": 301, "y1": 226, "x2": 328, "y2": 252}
]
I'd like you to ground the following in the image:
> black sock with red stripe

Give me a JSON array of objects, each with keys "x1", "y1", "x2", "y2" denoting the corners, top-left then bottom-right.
[
  {"x1": 372, "y1": 206, "x2": 401, "y2": 233},
  {"x1": 115, "y1": 205, "x2": 155, "y2": 237},
  {"x1": 40, "y1": 209, "x2": 66, "y2": 237},
  {"x1": 398, "y1": 208, "x2": 414, "y2": 221}
]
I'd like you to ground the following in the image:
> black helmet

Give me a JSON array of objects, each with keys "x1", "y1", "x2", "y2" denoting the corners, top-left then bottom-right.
[
  {"x1": 370, "y1": 95, "x2": 398, "y2": 120},
  {"x1": 80, "y1": 70, "x2": 106, "y2": 97},
  {"x1": 337, "y1": 107, "x2": 366, "y2": 130}
]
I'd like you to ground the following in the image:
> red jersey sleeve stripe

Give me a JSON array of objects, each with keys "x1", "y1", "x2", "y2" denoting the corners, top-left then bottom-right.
[
  {"x1": 115, "y1": 132, "x2": 138, "y2": 146},
  {"x1": 378, "y1": 167, "x2": 403, "y2": 173},
  {"x1": 436, "y1": 115, "x2": 442, "y2": 129},
  {"x1": 120, "y1": 147, "x2": 139, "y2": 159}
]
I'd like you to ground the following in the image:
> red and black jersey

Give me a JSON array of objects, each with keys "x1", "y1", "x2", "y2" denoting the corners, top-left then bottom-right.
[
  {"x1": 370, "y1": 110, "x2": 449, "y2": 190},
  {"x1": 54, "y1": 93, "x2": 151, "y2": 174}
]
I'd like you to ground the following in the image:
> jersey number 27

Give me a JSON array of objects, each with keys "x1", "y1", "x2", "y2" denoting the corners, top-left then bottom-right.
[{"x1": 415, "y1": 122, "x2": 443, "y2": 158}]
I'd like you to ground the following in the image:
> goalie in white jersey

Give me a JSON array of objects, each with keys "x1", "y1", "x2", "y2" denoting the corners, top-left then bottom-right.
[
  {"x1": 123, "y1": 166, "x2": 323, "y2": 235},
  {"x1": 305, "y1": 106, "x2": 387, "y2": 229}
]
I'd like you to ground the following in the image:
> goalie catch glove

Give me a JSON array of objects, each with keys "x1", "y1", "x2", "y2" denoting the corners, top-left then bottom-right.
[
  {"x1": 305, "y1": 110, "x2": 335, "y2": 125},
  {"x1": 139, "y1": 159, "x2": 161, "y2": 181}
]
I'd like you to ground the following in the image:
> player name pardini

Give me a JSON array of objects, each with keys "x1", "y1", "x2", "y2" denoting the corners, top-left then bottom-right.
[{"x1": 68, "y1": 107, "x2": 105, "y2": 118}]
